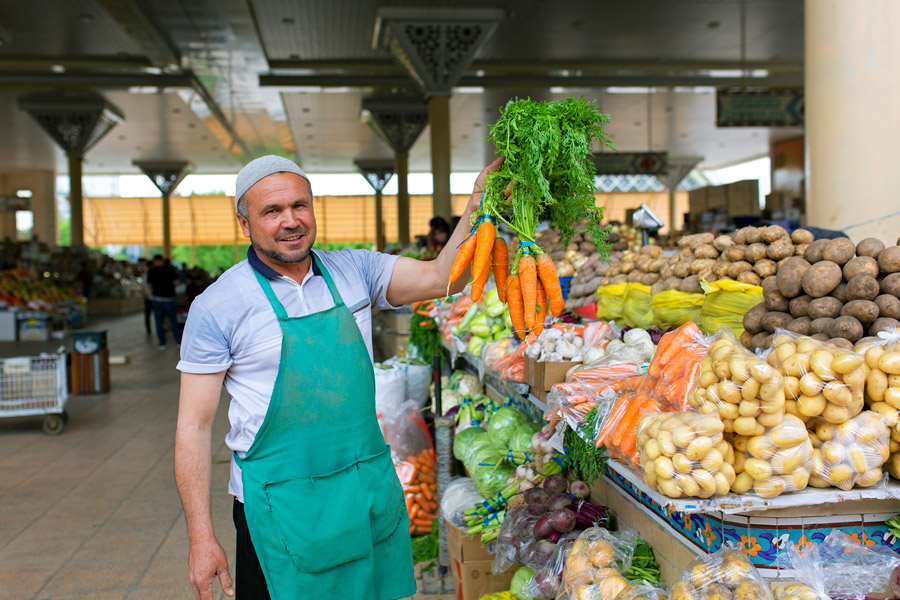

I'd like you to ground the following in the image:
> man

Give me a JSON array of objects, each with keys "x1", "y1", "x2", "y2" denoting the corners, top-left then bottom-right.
[
  {"x1": 174, "y1": 155, "x2": 502, "y2": 600},
  {"x1": 146, "y1": 254, "x2": 181, "y2": 349},
  {"x1": 426, "y1": 216, "x2": 451, "y2": 248}
]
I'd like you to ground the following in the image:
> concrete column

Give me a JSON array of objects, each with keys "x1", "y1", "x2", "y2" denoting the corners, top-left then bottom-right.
[
  {"x1": 29, "y1": 170, "x2": 56, "y2": 245},
  {"x1": 162, "y1": 192, "x2": 172, "y2": 259},
  {"x1": 68, "y1": 154, "x2": 84, "y2": 247},
  {"x1": 396, "y1": 154, "x2": 411, "y2": 247},
  {"x1": 375, "y1": 189, "x2": 385, "y2": 251},
  {"x1": 805, "y1": 0, "x2": 900, "y2": 244},
  {"x1": 428, "y1": 95, "x2": 452, "y2": 222}
]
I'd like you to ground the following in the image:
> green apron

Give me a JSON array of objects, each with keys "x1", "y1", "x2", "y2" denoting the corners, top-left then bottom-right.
[{"x1": 235, "y1": 254, "x2": 416, "y2": 600}]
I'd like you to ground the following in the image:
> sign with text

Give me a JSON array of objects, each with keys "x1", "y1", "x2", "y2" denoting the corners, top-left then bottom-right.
[
  {"x1": 717, "y1": 88, "x2": 804, "y2": 127},
  {"x1": 592, "y1": 152, "x2": 668, "y2": 175}
]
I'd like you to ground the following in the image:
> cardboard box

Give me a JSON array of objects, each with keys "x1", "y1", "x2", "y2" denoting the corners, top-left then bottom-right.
[
  {"x1": 445, "y1": 520, "x2": 514, "y2": 600},
  {"x1": 524, "y1": 355, "x2": 580, "y2": 399}
]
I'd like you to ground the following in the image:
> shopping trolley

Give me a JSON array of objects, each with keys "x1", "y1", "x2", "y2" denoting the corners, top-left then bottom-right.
[{"x1": 0, "y1": 353, "x2": 68, "y2": 435}]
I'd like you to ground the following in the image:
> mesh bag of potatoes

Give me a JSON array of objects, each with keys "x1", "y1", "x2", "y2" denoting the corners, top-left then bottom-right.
[
  {"x1": 807, "y1": 410, "x2": 890, "y2": 490},
  {"x1": 558, "y1": 527, "x2": 638, "y2": 600},
  {"x1": 690, "y1": 330, "x2": 786, "y2": 437},
  {"x1": 768, "y1": 331, "x2": 867, "y2": 425},
  {"x1": 650, "y1": 289, "x2": 705, "y2": 330},
  {"x1": 670, "y1": 547, "x2": 773, "y2": 600},
  {"x1": 637, "y1": 411, "x2": 736, "y2": 499},
  {"x1": 697, "y1": 279, "x2": 765, "y2": 339},
  {"x1": 730, "y1": 414, "x2": 814, "y2": 498},
  {"x1": 853, "y1": 329, "x2": 900, "y2": 478}
]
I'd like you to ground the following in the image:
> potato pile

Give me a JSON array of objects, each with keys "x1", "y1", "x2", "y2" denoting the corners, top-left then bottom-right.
[
  {"x1": 854, "y1": 334, "x2": 900, "y2": 478},
  {"x1": 774, "y1": 584, "x2": 818, "y2": 600},
  {"x1": 808, "y1": 411, "x2": 890, "y2": 490},
  {"x1": 564, "y1": 252, "x2": 622, "y2": 311},
  {"x1": 767, "y1": 333, "x2": 866, "y2": 425},
  {"x1": 731, "y1": 415, "x2": 814, "y2": 498},
  {"x1": 743, "y1": 236, "x2": 900, "y2": 351},
  {"x1": 671, "y1": 549, "x2": 771, "y2": 600},
  {"x1": 598, "y1": 245, "x2": 666, "y2": 287},
  {"x1": 637, "y1": 412, "x2": 735, "y2": 499},
  {"x1": 690, "y1": 334, "x2": 785, "y2": 435},
  {"x1": 563, "y1": 529, "x2": 629, "y2": 600},
  {"x1": 535, "y1": 229, "x2": 596, "y2": 278}
]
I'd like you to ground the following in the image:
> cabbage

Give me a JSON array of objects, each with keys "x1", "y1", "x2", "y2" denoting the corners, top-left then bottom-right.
[
  {"x1": 461, "y1": 436, "x2": 499, "y2": 470},
  {"x1": 453, "y1": 426, "x2": 487, "y2": 461},
  {"x1": 509, "y1": 422, "x2": 543, "y2": 453},
  {"x1": 510, "y1": 566, "x2": 539, "y2": 600},
  {"x1": 467, "y1": 443, "x2": 504, "y2": 473},
  {"x1": 488, "y1": 406, "x2": 531, "y2": 448},
  {"x1": 473, "y1": 462, "x2": 513, "y2": 498}
]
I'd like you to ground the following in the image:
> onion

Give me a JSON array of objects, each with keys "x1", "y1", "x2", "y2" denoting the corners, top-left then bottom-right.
[
  {"x1": 516, "y1": 465, "x2": 528, "y2": 479},
  {"x1": 547, "y1": 492, "x2": 572, "y2": 512},
  {"x1": 569, "y1": 480, "x2": 590, "y2": 499},
  {"x1": 550, "y1": 508, "x2": 576, "y2": 533},
  {"x1": 533, "y1": 513, "x2": 555, "y2": 539},
  {"x1": 543, "y1": 473, "x2": 568, "y2": 495}
]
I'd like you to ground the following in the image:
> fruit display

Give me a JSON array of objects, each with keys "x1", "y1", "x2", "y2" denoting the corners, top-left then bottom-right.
[
  {"x1": 670, "y1": 548, "x2": 773, "y2": 600},
  {"x1": 808, "y1": 410, "x2": 890, "y2": 490},
  {"x1": 0, "y1": 269, "x2": 83, "y2": 308},
  {"x1": 730, "y1": 415, "x2": 814, "y2": 498}
]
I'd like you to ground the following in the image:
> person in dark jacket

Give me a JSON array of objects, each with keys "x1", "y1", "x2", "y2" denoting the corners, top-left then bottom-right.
[{"x1": 146, "y1": 255, "x2": 181, "y2": 349}]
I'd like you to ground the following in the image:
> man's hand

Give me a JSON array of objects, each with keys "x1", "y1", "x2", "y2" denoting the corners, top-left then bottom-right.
[
  {"x1": 188, "y1": 536, "x2": 234, "y2": 599},
  {"x1": 467, "y1": 156, "x2": 505, "y2": 212}
]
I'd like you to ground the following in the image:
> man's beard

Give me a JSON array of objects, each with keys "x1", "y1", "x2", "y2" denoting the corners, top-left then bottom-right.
[{"x1": 250, "y1": 232, "x2": 311, "y2": 264}]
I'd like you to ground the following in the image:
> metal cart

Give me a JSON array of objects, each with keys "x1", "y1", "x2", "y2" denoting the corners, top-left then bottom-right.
[{"x1": 0, "y1": 353, "x2": 68, "y2": 434}]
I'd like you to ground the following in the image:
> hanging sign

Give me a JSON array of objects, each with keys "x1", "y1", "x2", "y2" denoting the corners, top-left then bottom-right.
[
  {"x1": 716, "y1": 88, "x2": 804, "y2": 127},
  {"x1": 0, "y1": 195, "x2": 30, "y2": 212},
  {"x1": 592, "y1": 152, "x2": 668, "y2": 175}
]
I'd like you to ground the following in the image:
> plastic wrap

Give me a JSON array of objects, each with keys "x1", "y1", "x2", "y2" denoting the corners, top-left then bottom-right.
[
  {"x1": 854, "y1": 329, "x2": 900, "y2": 479},
  {"x1": 584, "y1": 321, "x2": 614, "y2": 349},
  {"x1": 522, "y1": 532, "x2": 580, "y2": 599},
  {"x1": 808, "y1": 410, "x2": 890, "y2": 490},
  {"x1": 483, "y1": 338, "x2": 517, "y2": 369},
  {"x1": 637, "y1": 411, "x2": 732, "y2": 499},
  {"x1": 786, "y1": 529, "x2": 900, "y2": 600},
  {"x1": 651, "y1": 289, "x2": 705, "y2": 330},
  {"x1": 670, "y1": 547, "x2": 773, "y2": 600},
  {"x1": 613, "y1": 585, "x2": 668, "y2": 600},
  {"x1": 621, "y1": 283, "x2": 654, "y2": 330},
  {"x1": 494, "y1": 343, "x2": 527, "y2": 382},
  {"x1": 440, "y1": 477, "x2": 484, "y2": 528},
  {"x1": 769, "y1": 330, "x2": 867, "y2": 425},
  {"x1": 638, "y1": 322, "x2": 711, "y2": 412},
  {"x1": 772, "y1": 584, "x2": 818, "y2": 600},
  {"x1": 697, "y1": 279, "x2": 764, "y2": 338},
  {"x1": 596, "y1": 283, "x2": 627, "y2": 323},
  {"x1": 560, "y1": 527, "x2": 638, "y2": 600},
  {"x1": 730, "y1": 414, "x2": 813, "y2": 498},
  {"x1": 690, "y1": 330, "x2": 786, "y2": 436},
  {"x1": 544, "y1": 365, "x2": 643, "y2": 437}
]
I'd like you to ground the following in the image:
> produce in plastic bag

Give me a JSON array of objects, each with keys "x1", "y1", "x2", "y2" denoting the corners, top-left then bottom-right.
[
  {"x1": 384, "y1": 355, "x2": 433, "y2": 407},
  {"x1": 731, "y1": 414, "x2": 813, "y2": 498},
  {"x1": 596, "y1": 283, "x2": 627, "y2": 323},
  {"x1": 638, "y1": 322, "x2": 711, "y2": 412},
  {"x1": 484, "y1": 338, "x2": 517, "y2": 369},
  {"x1": 773, "y1": 584, "x2": 818, "y2": 600},
  {"x1": 690, "y1": 330, "x2": 785, "y2": 436},
  {"x1": 494, "y1": 343, "x2": 527, "y2": 382},
  {"x1": 440, "y1": 477, "x2": 484, "y2": 528},
  {"x1": 584, "y1": 321, "x2": 614, "y2": 349},
  {"x1": 651, "y1": 289, "x2": 704, "y2": 330},
  {"x1": 637, "y1": 411, "x2": 733, "y2": 499},
  {"x1": 854, "y1": 329, "x2": 900, "y2": 479},
  {"x1": 613, "y1": 584, "x2": 667, "y2": 600},
  {"x1": 621, "y1": 283, "x2": 654, "y2": 330},
  {"x1": 697, "y1": 279, "x2": 764, "y2": 338},
  {"x1": 509, "y1": 566, "x2": 540, "y2": 600},
  {"x1": 786, "y1": 529, "x2": 900, "y2": 600},
  {"x1": 769, "y1": 330, "x2": 867, "y2": 425},
  {"x1": 808, "y1": 410, "x2": 890, "y2": 490},
  {"x1": 561, "y1": 527, "x2": 638, "y2": 600},
  {"x1": 522, "y1": 532, "x2": 580, "y2": 599},
  {"x1": 670, "y1": 547, "x2": 773, "y2": 600},
  {"x1": 489, "y1": 406, "x2": 534, "y2": 447}
]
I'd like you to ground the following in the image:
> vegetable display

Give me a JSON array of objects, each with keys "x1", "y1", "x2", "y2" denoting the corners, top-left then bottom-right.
[
  {"x1": 396, "y1": 448, "x2": 438, "y2": 535},
  {"x1": 670, "y1": 547, "x2": 773, "y2": 600},
  {"x1": 730, "y1": 414, "x2": 813, "y2": 498},
  {"x1": 854, "y1": 330, "x2": 900, "y2": 477}
]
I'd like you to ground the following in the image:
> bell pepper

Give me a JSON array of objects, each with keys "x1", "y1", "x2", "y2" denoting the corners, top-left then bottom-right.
[
  {"x1": 469, "y1": 314, "x2": 491, "y2": 338},
  {"x1": 467, "y1": 335, "x2": 486, "y2": 357}
]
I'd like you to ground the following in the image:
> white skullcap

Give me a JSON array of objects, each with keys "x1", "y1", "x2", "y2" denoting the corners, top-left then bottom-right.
[{"x1": 235, "y1": 155, "x2": 310, "y2": 206}]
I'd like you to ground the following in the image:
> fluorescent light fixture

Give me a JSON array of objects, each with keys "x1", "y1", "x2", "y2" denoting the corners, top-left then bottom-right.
[
  {"x1": 453, "y1": 86, "x2": 484, "y2": 94},
  {"x1": 605, "y1": 86, "x2": 652, "y2": 94}
]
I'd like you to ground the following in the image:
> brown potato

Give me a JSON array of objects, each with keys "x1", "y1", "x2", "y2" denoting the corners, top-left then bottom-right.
[
  {"x1": 811, "y1": 333, "x2": 830, "y2": 342},
  {"x1": 674, "y1": 260, "x2": 692, "y2": 278},
  {"x1": 744, "y1": 243, "x2": 767, "y2": 263},
  {"x1": 802, "y1": 261, "x2": 843, "y2": 298},
  {"x1": 879, "y1": 247, "x2": 900, "y2": 274},
  {"x1": 832, "y1": 281, "x2": 849, "y2": 303},
  {"x1": 811, "y1": 317, "x2": 835, "y2": 335},
  {"x1": 787, "y1": 317, "x2": 812, "y2": 336},
  {"x1": 754, "y1": 259, "x2": 777, "y2": 278},
  {"x1": 728, "y1": 261, "x2": 753, "y2": 278},
  {"x1": 627, "y1": 271, "x2": 643, "y2": 283},
  {"x1": 733, "y1": 227, "x2": 750, "y2": 245},
  {"x1": 875, "y1": 294, "x2": 900, "y2": 320},
  {"x1": 651, "y1": 280, "x2": 667, "y2": 295},
  {"x1": 762, "y1": 311, "x2": 793, "y2": 333},
  {"x1": 691, "y1": 258, "x2": 717, "y2": 275},
  {"x1": 789, "y1": 295, "x2": 813, "y2": 318},
  {"x1": 842, "y1": 300, "x2": 880, "y2": 325},
  {"x1": 648, "y1": 258, "x2": 665, "y2": 273},
  {"x1": 823, "y1": 238, "x2": 856, "y2": 265},
  {"x1": 763, "y1": 225, "x2": 789, "y2": 243},
  {"x1": 843, "y1": 256, "x2": 879, "y2": 282},
  {"x1": 713, "y1": 261, "x2": 731, "y2": 279},
  {"x1": 750, "y1": 332, "x2": 770, "y2": 351},
  {"x1": 737, "y1": 271, "x2": 762, "y2": 286},
  {"x1": 881, "y1": 273, "x2": 900, "y2": 297},
  {"x1": 829, "y1": 316, "x2": 864, "y2": 342},
  {"x1": 641, "y1": 272, "x2": 660, "y2": 285},
  {"x1": 804, "y1": 239, "x2": 830, "y2": 263},
  {"x1": 791, "y1": 228, "x2": 815, "y2": 245},
  {"x1": 610, "y1": 274, "x2": 628, "y2": 284},
  {"x1": 740, "y1": 330, "x2": 753, "y2": 347},
  {"x1": 767, "y1": 238, "x2": 795, "y2": 261},
  {"x1": 763, "y1": 277, "x2": 790, "y2": 311},
  {"x1": 871, "y1": 318, "x2": 900, "y2": 336},
  {"x1": 694, "y1": 244, "x2": 719, "y2": 259},
  {"x1": 857, "y1": 237, "x2": 886, "y2": 259},
  {"x1": 641, "y1": 245, "x2": 663, "y2": 257},
  {"x1": 808, "y1": 296, "x2": 844, "y2": 319},
  {"x1": 713, "y1": 235, "x2": 735, "y2": 251},
  {"x1": 724, "y1": 245, "x2": 747, "y2": 262},
  {"x1": 743, "y1": 302, "x2": 767, "y2": 334},
  {"x1": 777, "y1": 256, "x2": 812, "y2": 298},
  {"x1": 795, "y1": 243, "x2": 810, "y2": 256},
  {"x1": 827, "y1": 338, "x2": 855, "y2": 350},
  {"x1": 846, "y1": 274, "x2": 881, "y2": 301},
  {"x1": 745, "y1": 227, "x2": 763, "y2": 244},
  {"x1": 680, "y1": 275, "x2": 702, "y2": 294}
]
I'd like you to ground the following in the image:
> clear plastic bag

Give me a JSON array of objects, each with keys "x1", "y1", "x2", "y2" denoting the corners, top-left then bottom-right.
[
  {"x1": 613, "y1": 584, "x2": 668, "y2": 600},
  {"x1": 651, "y1": 289, "x2": 704, "y2": 331},
  {"x1": 584, "y1": 321, "x2": 614, "y2": 349},
  {"x1": 769, "y1": 330, "x2": 867, "y2": 425},
  {"x1": 637, "y1": 411, "x2": 732, "y2": 499},
  {"x1": 638, "y1": 322, "x2": 711, "y2": 412},
  {"x1": 854, "y1": 328, "x2": 900, "y2": 480},
  {"x1": 773, "y1": 584, "x2": 818, "y2": 600},
  {"x1": 522, "y1": 532, "x2": 581, "y2": 599},
  {"x1": 786, "y1": 529, "x2": 900, "y2": 600},
  {"x1": 690, "y1": 329, "x2": 786, "y2": 436},
  {"x1": 440, "y1": 477, "x2": 483, "y2": 528},
  {"x1": 731, "y1": 414, "x2": 813, "y2": 498},
  {"x1": 808, "y1": 410, "x2": 890, "y2": 490},
  {"x1": 596, "y1": 283, "x2": 627, "y2": 323},
  {"x1": 560, "y1": 527, "x2": 639, "y2": 600},
  {"x1": 670, "y1": 546, "x2": 773, "y2": 600}
]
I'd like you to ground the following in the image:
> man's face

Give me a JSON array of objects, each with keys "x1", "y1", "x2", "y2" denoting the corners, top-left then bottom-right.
[{"x1": 237, "y1": 173, "x2": 317, "y2": 265}]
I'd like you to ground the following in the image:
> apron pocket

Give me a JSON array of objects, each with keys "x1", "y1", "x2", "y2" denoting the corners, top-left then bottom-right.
[
  {"x1": 263, "y1": 460, "x2": 373, "y2": 573},
  {"x1": 359, "y1": 448, "x2": 406, "y2": 545}
]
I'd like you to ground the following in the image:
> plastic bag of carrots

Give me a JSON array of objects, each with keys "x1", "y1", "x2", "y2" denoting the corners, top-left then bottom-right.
[
  {"x1": 544, "y1": 365, "x2": 644, "y2": 435},
  {"x1": 492, "y1": 342, "x2": 526, "y2": 382}
]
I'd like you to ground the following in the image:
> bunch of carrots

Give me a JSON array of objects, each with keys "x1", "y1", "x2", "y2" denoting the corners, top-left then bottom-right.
[
  {"x1": 544, "y1": 368, "x2": 643, "y2": 424},
  {"x1": 395, "y1": 448, "x2": 438, "y2": 536}
]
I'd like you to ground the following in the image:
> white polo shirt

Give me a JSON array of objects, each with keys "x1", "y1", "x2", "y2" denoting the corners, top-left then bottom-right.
[{"x1": 177, "y1": 247, "x2": 400, "y2": 502}]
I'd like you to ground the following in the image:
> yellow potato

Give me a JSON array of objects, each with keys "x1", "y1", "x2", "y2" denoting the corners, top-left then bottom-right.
[
  {"x1": 751, "y1": 361, "x2": 777, "y2": 383},
  {"x1": 786, "y1": 468, "x2": 811, "y2": 491},
  {"x1": 673, "y1": 453, "x2": 694, "y2": 474},
  {"x1": 843, "y1": 365, "x2": 868, "y2": 388},
  {"x1": 733, "y1": 435, "x2": 749, "y2": 453},
  {"x1": 643, "y1": 470, "x2": 658, "y2": 488},
  {"x1": 733, "y1": 451, "x2": 746, "y2": 474},
  {"x1": 885, "y1": 388, "x2": 900, "y2": 409},
  {"x1": 672, "y1": 426, "x2": 695, "y2": 449},
  {"x1": 661, "y1": 416, "x2": 684, "y2": 431},
  {"x1": 879, "y1": 352, "x2": 900, "y2": 375},
  {"x1": 776, "y1": 341, "x2": 797, "y2": 363},
  {"x1": 713, "y1": 359, "x2": 731, "y2": 380},
  {"x1": 797, "y1": 339, "x2": 818, "y2": 354},
  {"x1": 718, "y1": 402, "x2": 740, "y2": 421},
  {"x1": 714, "y1": 471, "x2": 732, "y2": 495},
  {"x1": 816, "y1": 420, "x2": 836, "y2": 441},
  {"x1": 782, "y1": 353, "x2": 811, "y2": 378},
  {"x1": 784, "y1": 376, "x2": 801, "y2": 400},
  {"x1": 832, "y1": 352, "x2": 864, "y2": 374},
  {"x1": 675, "y1": 473, "x2": 700, "y2": 497},
  {"x1": 734, "y1": 416, "x2": 762, "y2": 436},
  {"x1": 695, "y1": 415, "x2": 725, "y2": 436},
  {"x1": 822, "y1": 403, "x2": 852, "y2": 424},
  {"x1": 799, "y1": 372, "x2": 825, "y2": 396},
  {"x1": 642, "y1": 456, "x2": 655, "y2": 473},
  {"x1": 809, "y1": 473, "x2": 830, "y2": 488},
  {"x1": 655, "y1": 456, "x2": 675, "y2": 479},
  {"x1": 865, "y1": 345, "x2": 886, "y2": 370},
  {"x1": 739, "y1": 399, "x2": 761, "y2": 417},
  {"x1": 643, "y1": 438, "x2": 662, "y2": 461},
  {"x1": 798, "y1": 393, "x2": 826, "y2": 417},
  {"x1": 760, "y1": 380, "x2": 784, "y2": 403},
  {"x1": 699, "y1": 401, "x2": 717, "y2": 415},
  {"x1": 850, "y1": 446, "x2": 869, "y2": 473},
  {"x1": 822, "y1": 441, "x2": 844, "y2": 464},
  {"x1": 810, "y1": 350, "x2": 837, "y2": 380},
  {"x1": 744, "y1": 457, "x2": 774, "y2": 481},
  {"x1": 731, "y1": 471, "x2": 754, "y2": 493},
  {"x1": 714, "y1": 439, "x2": 731, "y2": 456},
  {"x1": 826, "y1": 463, "x2": 854, "y2": 484},
  {"x1": 658, "y1": 431, "x2": 676, "y2": 457},
  {"x1": 693, "y1": 468, "x2": 717, "y2": 496},
  {"x1": 824, "y1": 381, "x2": 853, "y2": 407},
  {"x1": 857, "y1": 467, "x2": 883, "y2": 487},
  {"x1": 871, "y1": 402, "x2": 900, "y2": 426},
  {"x1": 881, "y1": 445, "x2": 891, "y2": 463},
  {"x1": 771, "y1": 444, "x2": 808, "y2": 473},
  {"x1": 741, "y1": 378, "x2": 761, "y2": 402},
  {"x1": 699, "y1": 369, "x2": 719, "y2": 388},
  {"x1": 719, "y1": 380, "x2": 743, "y2": 404},
  {"x1": 889, "y1": 375, "x2": 900, "y2": 387},
  {"x1": 785, "y1": 399, "x2": 801, "y2": 418},
  {"x1": 719, "y1": 461, "x2": 737, "y2": 485},
  {"x1": 686, "y1": 436, "x2": 714, "y2": 461},
  {"x1": 754, "y1": 476, "x2": 786, "y2": 498},
  {"x1": 747, "y1": 435, "x2": 775, "y2": 459},
  {"x1": 700, "y1": 448, "x2": 723, "y2": 472},
  {"x1": 730, "y1": 357, "x2": 751, "y2": 383},
  {"x1": 770, "y1": 415, "x2": 810, "y2": 446}
]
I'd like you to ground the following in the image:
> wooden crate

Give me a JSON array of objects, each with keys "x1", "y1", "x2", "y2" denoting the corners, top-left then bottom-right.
[{"x1": 68, "y1": 350, "x2": 110, "y2": 395}]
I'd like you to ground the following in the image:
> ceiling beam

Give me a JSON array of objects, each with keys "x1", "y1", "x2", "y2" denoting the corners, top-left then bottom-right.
[
  {"x1": 0, "y1": 55, "x2": 154, "y2": 71},
  {"x1": 0, "y1": 71, "x2": 194, "y2": 88}
]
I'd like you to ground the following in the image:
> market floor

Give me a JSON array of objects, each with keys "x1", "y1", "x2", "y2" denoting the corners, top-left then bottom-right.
[{"x1": 0, "y1": 313, "x2": 453, "y2": 600}]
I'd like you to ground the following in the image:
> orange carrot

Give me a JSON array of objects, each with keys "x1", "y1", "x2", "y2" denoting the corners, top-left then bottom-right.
[
  {"x1": 506, "y1": 275, "x2": 528, "y2": 338},
  {"x1": 536, "y1": 253, "x2": 564, "y2": 316},
  {"x1": 519, "y1": 253, "x2": 537, "y2": 330},
  {"x1": 493, "y1": 237, "x2": 509, "y2": 302},
  {"x1": 472, "y1": 220, "x2": 496, "y2": 283},
  {"x1": 448, "y1": 232, "x2": 477, "y2": 289},
  {"x1": 533, "y1": 283, "x2": 548, "y2": 337},
  {"x1": 470, "y1": 253, "x2": 491, "y2": 302}
]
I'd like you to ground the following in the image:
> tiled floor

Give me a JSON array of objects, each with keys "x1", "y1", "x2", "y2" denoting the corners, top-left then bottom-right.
[{"x1": 0, "y1": 313, "x2": 453, "y2": 600}]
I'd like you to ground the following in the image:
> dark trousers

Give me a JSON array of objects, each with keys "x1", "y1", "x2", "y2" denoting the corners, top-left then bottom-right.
[
  {"x1": 233, "y1": 499, "x2": 271, "y2": 599},
  {"x1": 152, "y1": 299, "x2": 181, "y2": 347},
  {"x1": 144, "y1": 299, "x2": 153, "y2": 334}
]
